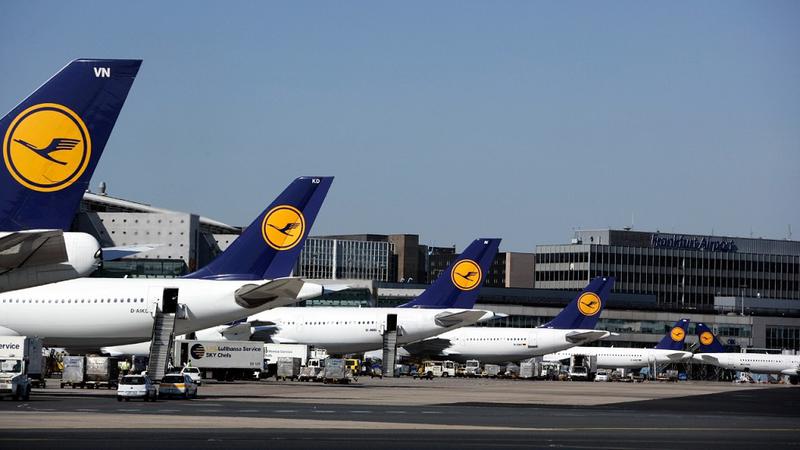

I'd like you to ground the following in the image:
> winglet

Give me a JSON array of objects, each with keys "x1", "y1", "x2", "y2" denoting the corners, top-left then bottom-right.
[
  {"x1": 184, "y1": 176, "x2": 333, "y2": 280},
  {"x1": 399, "y1": 238, "x2": 501, "y2": 309},
  {"x1": 542, "y1": 277, "x2": 615, "y2": 329},
  {"x1": 654, "y1": 318, "x2": 691, "y2": 350},
  {"x1": 694, "y1": 322, "x2": 726, "y2": 353},
  {"x1": 0, "y1": 59, "x2": 141, "y2": 230}
]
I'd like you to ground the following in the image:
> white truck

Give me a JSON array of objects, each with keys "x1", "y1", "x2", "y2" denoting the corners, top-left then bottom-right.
[
  {"x1": 173, "y1": 340, "x2": 264, "y2": 381},
  {"x1": 0, "y1": 336, "x2": 43, "y2": 401},
  {"x1": 264, "y1": 344, "x2": 313, "y2": 366}
]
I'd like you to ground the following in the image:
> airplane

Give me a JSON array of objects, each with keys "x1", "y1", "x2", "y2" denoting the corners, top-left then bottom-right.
[
  {"x1": 0, "y1": 59, "x2": 142, "y2": 292},
  {"x1": 691, "y1": 323, "x2": 800, "y2": 385},
  {"x1": 543, "y1": 318, "x2": 693, "y2": 369},
  {"x1": 107, "y1": 238, "x2": 504, "y2": 356},
  {"x1": 0, "y1": 176, "x2": 333, "y2": 350},
  {"x1": 401, "y1": 277, "x2": 616, "y2": 363}
]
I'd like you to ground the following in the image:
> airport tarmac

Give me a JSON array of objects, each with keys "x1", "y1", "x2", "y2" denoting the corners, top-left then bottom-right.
[{"x1": 1, "y1": 377, "x2": 798, "y2": 449}]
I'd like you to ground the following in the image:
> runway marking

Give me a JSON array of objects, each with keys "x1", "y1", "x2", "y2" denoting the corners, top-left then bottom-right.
[
  {"x1": 274, "y1": 410, "x2": 297, "y2": 413},
  {"x1": 158, "y1": 409, "x2": 180, "y2": 413},
  {"x1": 313, "y1": 410, "x2": 335, "y2": 413},
  {"x1": 201, "y1": 409, "x2": 222, "y2": 413},
  {"x1": 421, "y1": 411, "x2": 441, "y2": 414},
  {"x1": 386, "y1": 411, "x2": 407, "y2": 414},
  {"x1": 237, "y1": 409, "x2": 259, "y2": 413},
  {"x1": 349, "y1": 410, "x2": 372, "y2": 414},
  {"x1": 116, "y1": 409, "x2": 141, "y2": 412}
]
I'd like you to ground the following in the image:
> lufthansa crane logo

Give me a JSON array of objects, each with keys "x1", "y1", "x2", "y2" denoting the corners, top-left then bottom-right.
[
  {"x1": 699, "y1": 330, "x2": 714, "y2": 346},
  {"x1": 577, "y1": 292, "x2": 602, "y2": 316},
  {"x1": 450, "y1": 259, "x2": 482, "y2": 291},
  {"x1": 262, "y1": 205, "x2": 306, "y2": 250},
  {"x1": 3, "y1": 103, "x2": 92, "y2": 192},
  {"x1": 190, "y1": 344, "x2": 205, "y2": 359},
  {"x1": 671, "y1": 326, "x2": 686, "y2": 342}
]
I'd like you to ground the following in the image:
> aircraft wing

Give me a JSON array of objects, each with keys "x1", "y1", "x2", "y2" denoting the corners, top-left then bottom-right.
[
  {"x1": 434, "y1": 310, "x2": 490, "y2": 328},
  {"x1": 0, "y1": 230, "x2": 67, "y2": 271},
  {"x1": 565, "y1": 330, "x2": 611, "y2": 344},
  {"x1": 234, "y1": 277, "x2": 322, "y2": 309}
]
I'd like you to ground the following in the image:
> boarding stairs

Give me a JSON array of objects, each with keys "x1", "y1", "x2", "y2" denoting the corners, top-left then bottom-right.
[
  {"x1": 147, "y1": 307, "x2": 177, "y2": 382},
  {"x1": 382, "y1": 314, "x2": 399, "y2": 378}
]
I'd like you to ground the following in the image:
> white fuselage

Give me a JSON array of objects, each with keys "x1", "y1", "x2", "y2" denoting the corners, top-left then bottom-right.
[
  {"x1": 241, "y1": 307, "x2": 494, "y2": 354},
  {"x1": 0, "y1": 277, "x2": 321, "y2": 349},
  {"x1": 692, "y1": 353, "x2": 800, "y2": 376},
  {"x1": 409, "y1": 327, "x2": 610, "y2": 364},
  {"x1": 544, "y1": 347, "x2": 693, "y2": 369},
  {"x1": 0, "y1": 232, "x2": 100, "y2": 293}
]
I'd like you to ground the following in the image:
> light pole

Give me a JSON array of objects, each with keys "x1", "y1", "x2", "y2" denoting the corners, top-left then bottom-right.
[{"x1": 739, "y1": 284, "x2": 748, "y2": 316}]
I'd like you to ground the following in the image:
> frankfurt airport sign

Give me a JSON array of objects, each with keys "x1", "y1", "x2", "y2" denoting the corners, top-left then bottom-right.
[{"x1": 650, "y1": 234, "x2": 738, "y2": 253}]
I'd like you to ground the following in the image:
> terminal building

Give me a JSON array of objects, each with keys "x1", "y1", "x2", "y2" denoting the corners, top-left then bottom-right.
[{"x1": 72, "y1": 190, "x2": 800, "y2": 352}]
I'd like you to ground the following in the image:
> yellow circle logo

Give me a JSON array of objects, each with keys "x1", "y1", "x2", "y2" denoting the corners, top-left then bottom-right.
[
  {"x1": 261, "y1": 205, "x2": 305, "y2": 250},
  {"x1": 450, "y1": 259, "x2": 482, "y2": 291},
  {"x1": 671, "y1": 326, "x2": 686, "y2": 342},
  {"x1": 700, "y1": 331, "x2": 714, "y2": 346},
  {"x1": 3, "y1": 103, "x2": 91, "y2": 192},
  {"x1": 577, "y1": 292, "x2": 602, "y2": 316}
]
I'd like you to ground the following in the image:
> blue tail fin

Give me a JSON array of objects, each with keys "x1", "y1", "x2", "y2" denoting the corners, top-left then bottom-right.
[
  {"x1": 399, "y1": 238, "x2": 501, "y2": 309},
  {"x1": 542, "y1": 277, "x2": 614, "y2": 329},
  {"x1": 695, "y1": 322, "x2": 725, "y2": 353},
  {"x1": 0, "y1": 59, "x2": 141, "y2": 230},
  {"x1": 184, "y1": 176, "x2": 333, "y2": 280},
  {"x1": 654, "y1": 318, "x2": 691, "y2": 350}
]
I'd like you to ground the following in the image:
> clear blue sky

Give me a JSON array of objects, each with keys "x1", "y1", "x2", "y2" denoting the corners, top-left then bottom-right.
[{"x1": 2, "y1": 1, "x2": 798, "y2": 251}]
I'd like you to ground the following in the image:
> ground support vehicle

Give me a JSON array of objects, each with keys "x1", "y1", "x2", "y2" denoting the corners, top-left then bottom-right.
[{"x1": 0, "y1": 336, "x2": 42, "y2": 401}]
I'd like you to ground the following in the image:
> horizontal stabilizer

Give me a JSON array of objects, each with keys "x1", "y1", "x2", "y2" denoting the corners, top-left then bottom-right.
[
  {"x1": 101, "y1": 244, "x2": 159, "y2": 261},
  {"x1": 665, "y1": 351, "x2": 693, "y2": 361},
  {"x1": 402, "y1": 337, "x2": 453, "y2": 358},
  {"x1": 322, "y1": 284, "x2": 351, "y2": 294},
  {"x1": 0, "y1": 230, "x2": 67, "y2": 270},
  {"x1": 234, "y1": 277, "x2": 322, "y2": 309},
  {"x1": 434, "y1": 310, "x2": 490, "y2": 328},
  {"x1": 220, "y1": 322, "x2": 254, "y2": 341},
  {"x1": 565, "y1": 330, "x2": 611, "y2": 344},
  {"x1": 695, "y1": 354, "x2": 720, "y2": 364}
]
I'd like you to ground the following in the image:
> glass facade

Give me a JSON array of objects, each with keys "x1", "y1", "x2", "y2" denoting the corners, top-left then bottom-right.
[
  {"x1": 766, "y1": 326, "x2": 800, "y2": 351},
  {"x1": 296, "y1": 238, "x2": 392, "y2": 281}
]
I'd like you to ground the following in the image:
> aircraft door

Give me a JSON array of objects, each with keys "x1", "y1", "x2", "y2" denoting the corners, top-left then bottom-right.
[{"x1": 162, "y1": 288, "x2": 179, "y2": 314}]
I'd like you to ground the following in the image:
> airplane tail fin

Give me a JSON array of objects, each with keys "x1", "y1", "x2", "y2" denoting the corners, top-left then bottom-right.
[
  {"x1": 654, "y1": 318, "x2": 691, "y2": 350},
  {"x1": 0, "y1": 59, "x2": 141, "y2": 230},
  {"x1": 184, "y1": 176, "x2": 333, "y2": 280},
  {"x1": 542, "y1": 277, "x2": 614, "y2": 329},
  {"x1": 694, "y1": 322, "x2": 726, "y2": 353},
  {"x1": 399, "y1": 238, "x2": 501, "y2": 309}
]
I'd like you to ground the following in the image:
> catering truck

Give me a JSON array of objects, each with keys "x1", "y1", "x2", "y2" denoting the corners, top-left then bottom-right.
[
  {"x1": 0, "y1": 336, "x2": 43, "y2": 400},
  {"x1": 173, "y1": 340, "x2": 264, "y2": 381}
]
